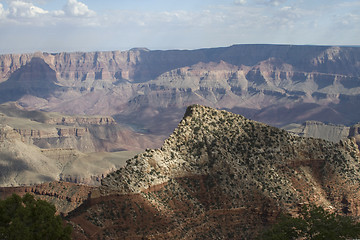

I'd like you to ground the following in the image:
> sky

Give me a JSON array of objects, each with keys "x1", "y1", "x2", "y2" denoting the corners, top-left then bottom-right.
[{"x1": 0, "y1": 0, "x2": 359, "y2": 54}]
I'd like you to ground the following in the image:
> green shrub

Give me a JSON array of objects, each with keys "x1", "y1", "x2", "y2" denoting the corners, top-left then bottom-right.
[
  {"x1": 259, "y1": 204, "x2": 360, "y2": 240},
  {"x1": 0, "y1": 193, "x2": 72, "y2": 240}
]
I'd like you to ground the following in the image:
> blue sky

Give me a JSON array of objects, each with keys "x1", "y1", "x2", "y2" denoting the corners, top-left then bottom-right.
[{"x1": 0, "y1": 0, "x2": 359, "y2": 54}]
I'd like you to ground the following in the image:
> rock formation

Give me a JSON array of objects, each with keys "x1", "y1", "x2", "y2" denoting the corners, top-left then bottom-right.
[
  {"x1": 65, "y1": 105, "x2": 360, "y2": 239},
  {"x1": 0, "y1": 57, "x2": 60, "y2": 103},
  {"x1": 349, "y1": 123, "x2": 360, "y2": 149},
  {"x1": 0, "y1": 44, "x2": 359, "y2": 137},
  {"x1": 283, "y1": 121, "x2": 350, "y2": 143},
  {"x1": 0, "y1": 103, "x2": 160, "y2": 187},
  {"x1": 0, "y1": 181, "x2": 95, "y2": 214}
]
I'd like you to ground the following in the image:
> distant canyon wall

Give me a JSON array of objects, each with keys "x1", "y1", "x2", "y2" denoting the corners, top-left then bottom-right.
[
  {"x1": 1, "y1": 45, "x2": 360, "y2": 84},
  {"x1": 0, "y1": 44, "x2": 360, "y2": 129}
]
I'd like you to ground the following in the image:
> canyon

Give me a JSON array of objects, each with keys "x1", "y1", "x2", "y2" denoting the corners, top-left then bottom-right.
[
  {"x1": 0, "y1": 102, "x2": 160, "y2": 187},
  {"x1": 3, "y1": 105, "x2": 360, "y2": 239},
  {"x1": 1, "y1": 44, "x2": 360, "y2": 238},
  {"x1": 0, "y1": 44, "x2": 359, "y2": 137}
]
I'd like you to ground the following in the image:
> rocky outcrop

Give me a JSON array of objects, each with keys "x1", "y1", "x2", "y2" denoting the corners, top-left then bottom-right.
[
  {"x1": 0, "y1": 125, "x2": 22, "y2": 141},
  {"x1": 101, "y1": 105, "x2": 360, "y2": 199},
  {"x1": 65, "y1": 105, "x2": 360, "y2": 239},
  {"x1": 283, "y1": 121, "x2": 350, "y2": 143},
  {"x1": 0, "y1": 103, "x2": 157, "y2": 187},
  {"x1": 45, "y1": 116, "x2": 116, "y2": 125},
  {"x1": 14, "y1": 128, "x2": 58, "y2": 138},
  {"x1": 283, "y1": 121, "x2": 360, "y2": 150},
  {"x1": 56, "y1": 127, "x2": 88, "y2": 137},
  {"x1": 0, "y1": 103, "x2": 161, "y2": 152},
  {"x1": 0, "y1": 181, "x2": 96, "y2": 214},
  {"x1": 349, "y1": 123, "x2": 360, "y2": 149}
]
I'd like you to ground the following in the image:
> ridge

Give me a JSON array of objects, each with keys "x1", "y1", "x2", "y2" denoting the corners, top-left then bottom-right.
[
  {"x1": 101, "y1": 105, "x2": 360, "y2": 207},
  {"x1": 68, "y1": 105, "x2": 360, "y2": 239}
]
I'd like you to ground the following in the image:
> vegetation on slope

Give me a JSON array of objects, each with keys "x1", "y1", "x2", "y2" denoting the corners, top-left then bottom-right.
[
  {"x1": 0, "y1": 193, "x2": 72, "y2": 240},
  {"x1": 68, "y1": 105, "x2": 360, "y2": 239},
  {"x1": 260, "y1": 205, "x2": 360, "y2": 240}
]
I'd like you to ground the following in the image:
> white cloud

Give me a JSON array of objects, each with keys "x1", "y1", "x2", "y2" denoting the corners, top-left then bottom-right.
[
  {"x1": 63, "y1": 0, "x2": 96, "y2": 17},
  {"x1": 7, "y1": 1, "x2": 48, "y2": 18},
  {"x1": 0, "y1": 3, "x2": 7, "y2": 18},
  {"x1": 0, "y1": 0, "x2": 98, "y2": 26},
  {"x1": 234, "y1": 0, "x2": 247, "y2": 5},
  {"x1": 335, "y1": 13, "x2": 360, "y2": 26},
  {"x1": 0, "y1": 0, "x2": 359, "y2": 54},
  {"x1": 256, "y1": 0, "x2": 287, "y2": 7},
  {"x1": 52, "y1": 9, "x2": 65, "y2": 17}
]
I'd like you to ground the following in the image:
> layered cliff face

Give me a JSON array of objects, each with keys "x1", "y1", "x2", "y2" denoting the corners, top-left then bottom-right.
[
  {"x1": 0, "y1": 50, "x2": 141, "y2": 85},
  {"x1": 66, "y1": 105, "x2": 360, "y2": 239},
  {"x1": 349, "y1": 123, "x2": 360, "y2": 149},
  {"x1": 0, "y1": 103, "x2": 160, "y2": 186},
  {"x1": 283, "y1": 121, "x2": 350, "y2": 143},
  {"x1": 0, "y1": 45, "x2": 359, "y2": 136},
  {"x1": 0, "y1": 102, "x2": 162, "y2": 152},
  {"x1": 0, "y1": 123, "x2": 141, "y2": 187},
  {"x1": 0, "y1": 181, "x2": 95, "y2": 214},
  {"x1": 0, "y1": 57, "x2": 61, "y2": 103},
  {"x1": 282, "y1": 121, "x2": 360, "y2": 151}
]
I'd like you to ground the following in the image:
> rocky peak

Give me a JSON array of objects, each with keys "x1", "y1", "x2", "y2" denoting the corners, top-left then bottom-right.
[
  {"x1": 68, "y1": 105, "x2": 360, "y2": 239},
  {"x1": 101, "y1": 105, "x2": 360, "y2": 214}
]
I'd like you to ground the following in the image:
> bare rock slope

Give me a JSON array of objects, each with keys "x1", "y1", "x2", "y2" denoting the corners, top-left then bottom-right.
[
  {"x1": 283, "y1": 121, "x2": 351, "y2": 143},
  {"x1": 67, "y1": 105, "x2": 360, "y2": 239},
  {"x1": 0, "y1": 103, "x2": 157, "y2": 186}
]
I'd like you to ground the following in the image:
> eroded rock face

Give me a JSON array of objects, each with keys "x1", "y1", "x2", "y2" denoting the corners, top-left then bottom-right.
[
  {"x1": 284, "y1": 121, "x2": 350, "y2": 143},
  {"x1": 49, "y1": 116, "x2": 116, "y2": 125},
  {"x1": 64, "y1": 105, "x2": 360, "y2": 239},
  {"x1": 0, "y1": 181, "x2": 95, "y2": 214},
  {"x1": 1, "y1": 45, "x2": 360, "y2": 133},
  {"x1": 0, "y1": 104, "x2": 160, "y2": 187},
  {"x1": 349, "y1": 123, "x2": 360, "y2": 149},
  {"x1": 0, "y1": 57, "x2": 60, "y2": 103},
  {"x1": 0, "y1": 103, "x2": 161, "y2": 152},
  {"x1": 0, "y1": 50, "x2": 141, "y2": 84},
  {"x1": 0, "y1": 125, "x2": 21, "y2": 141}
]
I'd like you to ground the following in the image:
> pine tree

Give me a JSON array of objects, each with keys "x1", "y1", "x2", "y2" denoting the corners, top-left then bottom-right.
[
  {"x1": 0, "y1": 193, "x2": 72, "y2": 240},
  {"x1": 260, "y1": 205, "x2": 360, "y2": 240}
]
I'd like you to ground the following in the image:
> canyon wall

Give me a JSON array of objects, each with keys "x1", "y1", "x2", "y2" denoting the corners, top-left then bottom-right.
[
  {"x1": 0, "y1": 104, "x2": 158, "y2": 187},
  {"x1": 1, "y1": 44, "x2": 359, "y2": 133}
]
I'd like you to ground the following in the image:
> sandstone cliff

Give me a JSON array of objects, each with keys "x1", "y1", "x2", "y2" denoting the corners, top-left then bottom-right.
[
  {"x1": 283, "y1": 121, "x2": 350, "y2": 143},
  {"x1": 0, "y1": 45, "x2": 360, "y2": 135},
  {"x1": 0, "y1": 127, "x2": 139, "y2": 187},
  {"x1": 66, "y1": 105, "x2": 360, "y2": 239},
  {"x1": 0, "y1": 103, "x2": 159, "y2": 187},
  {"x1": 0, "y1": 102, "x2": 162, "y2": 152}
]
